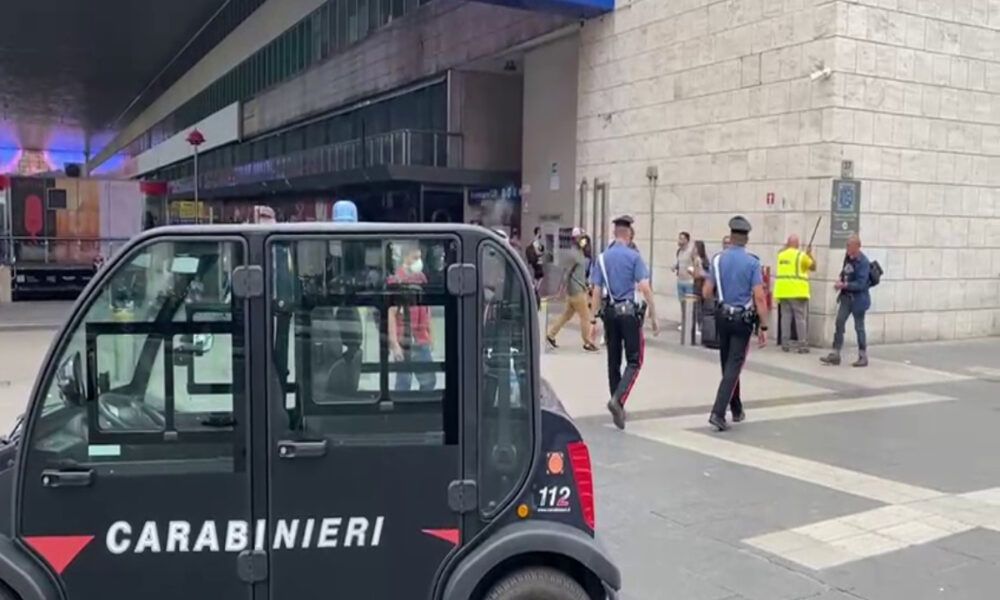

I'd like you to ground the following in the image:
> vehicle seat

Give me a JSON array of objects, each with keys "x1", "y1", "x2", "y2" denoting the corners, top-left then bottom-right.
[{"x1": 322, "y1": 307, "x2": 363, "y2": 396}]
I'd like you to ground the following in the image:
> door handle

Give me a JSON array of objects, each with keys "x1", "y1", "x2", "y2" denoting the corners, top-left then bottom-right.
[
  {"x1": 277, "y1": 439, "x2": 328, "y2": 459},
  {"x1": 41, "y1": 469, "x2": 94, "y2": 488}
]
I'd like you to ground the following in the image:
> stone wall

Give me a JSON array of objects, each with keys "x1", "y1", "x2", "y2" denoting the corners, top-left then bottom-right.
[
  {"x1": 576, "y1": 0, "x2": 1000, "y2": 342},
  {"x1": 827, "y1": 0, "x2": 1000, "y2": 342}
]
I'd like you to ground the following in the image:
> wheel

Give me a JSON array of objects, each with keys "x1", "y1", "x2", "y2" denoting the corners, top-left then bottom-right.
[{"x1": 484, "y1": 567, "x2": 590, "y2": 600}]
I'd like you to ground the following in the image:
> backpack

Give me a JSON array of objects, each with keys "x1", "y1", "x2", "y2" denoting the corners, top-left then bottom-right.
[
  {"x1": 868, "y1": 260, "x2": 883, "y2": 287},
  {"x1": 841, "y1": 254, "x2": 883, "y2": 289}
]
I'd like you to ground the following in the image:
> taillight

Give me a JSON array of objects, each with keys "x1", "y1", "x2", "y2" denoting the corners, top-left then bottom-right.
[{"x1": 567, "y1": 440, "x2": 595, "y2": 530}]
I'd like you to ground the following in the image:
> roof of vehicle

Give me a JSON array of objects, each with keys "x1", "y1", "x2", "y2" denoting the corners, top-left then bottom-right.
[{"x1": 144, "y1": 222, "x2": 503, "y2": 237}]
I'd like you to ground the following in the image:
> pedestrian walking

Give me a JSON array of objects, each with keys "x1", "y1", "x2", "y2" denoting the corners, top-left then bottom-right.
[
  {"x1": 702, "y1": 216, "x2": 769, "y2": 432},
  {"x1": 525, "y1": 227, "x2": 546, "y2": 308},
  {"x1": 388, "y1": 243, "x2": 435, "y2": 391},
  {"x1": 673, "y1": 232, "x2": 696, "y2": 330},
  {"x1": 589, "y1": 215, "x2": 659, "y2": 430},
  {"x1": 821, "y1": 235, "x2": 872, "y2": 367},
  {"x1": 774, "y1": 234, "x2": 816, "y2": 353},
  {"x1": 546, "y1": 234, "x2": 599, "y2": 352},
  {"x1": 692, "y1": 240, "x2": 709, "y2": 331}
]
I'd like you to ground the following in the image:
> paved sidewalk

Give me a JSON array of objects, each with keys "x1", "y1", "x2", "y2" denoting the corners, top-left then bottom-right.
[
  {"x1": 0, "y1": 301, "x2": 73, "y2": 331},
  {"x1": 542, "y1": 323, "x2": 974, "y2": 424}
]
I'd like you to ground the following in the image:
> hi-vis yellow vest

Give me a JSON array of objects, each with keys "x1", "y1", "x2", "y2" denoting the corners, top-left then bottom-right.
[{"x1": 774, "y1": 248, "x2": 811, "y2": 300}]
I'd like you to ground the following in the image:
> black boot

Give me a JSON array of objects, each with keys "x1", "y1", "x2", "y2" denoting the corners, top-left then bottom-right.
[
  {"x1": 607, "y1": 399, "x2": 626, "y2": 430},
  {"x1": 709, "y1": 413, "x2": 728, "y2": 432}
]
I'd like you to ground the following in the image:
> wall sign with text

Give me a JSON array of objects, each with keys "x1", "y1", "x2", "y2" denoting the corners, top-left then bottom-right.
[{"x1": 830, "y1": 179, "x2": 861, "y2": 249}]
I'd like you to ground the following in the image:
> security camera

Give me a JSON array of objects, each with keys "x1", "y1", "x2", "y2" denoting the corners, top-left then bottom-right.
[{"x1": 809, "y1": 66, "x2": 833, "y2": 81}]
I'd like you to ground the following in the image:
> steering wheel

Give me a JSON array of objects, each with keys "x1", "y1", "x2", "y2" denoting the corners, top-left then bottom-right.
[{"x1": 98, "y1": 393, "x2": 167, "y2": 431}]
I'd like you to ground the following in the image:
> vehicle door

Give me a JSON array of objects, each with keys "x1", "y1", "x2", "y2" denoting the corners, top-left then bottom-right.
[
  {"x1": 264, "y1": 231, "x2": 464, "y2": 599},
  {"x1": 17, "y1": 235, "x2": 253, "y2": 600}
]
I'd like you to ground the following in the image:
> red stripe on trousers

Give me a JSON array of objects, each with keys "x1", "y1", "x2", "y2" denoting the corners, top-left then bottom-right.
[
  {"x1": 619, "y1": 329, "x2": 645, "y2": 406},
  {"x1": 729, "y1": 340, "x2": 750, "y2": 404}
]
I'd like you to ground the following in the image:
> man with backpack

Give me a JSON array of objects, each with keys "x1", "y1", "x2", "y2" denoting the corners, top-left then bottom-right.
[
  {"x1": 821, "y1": 234, "x2": 881, "y2": 367},
  {"x1": 545, "y1": 234, "x2": 599, "y2": 352}
]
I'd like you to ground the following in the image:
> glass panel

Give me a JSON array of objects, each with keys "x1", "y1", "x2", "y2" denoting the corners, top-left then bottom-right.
[
  {"x1": 27, "y1": 240, "x2": 244, "y2": 466},
  {"x1": 270, "y1": 236, "x2": 458, "y2": 446},
  {"x1": 479, "y1": 240, "x2": 533, "y2": 515}
]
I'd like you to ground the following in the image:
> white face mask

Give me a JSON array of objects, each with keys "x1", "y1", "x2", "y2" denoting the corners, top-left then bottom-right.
[{"x1": 409, "y1": 258, "x2": 424, "y2": 274}]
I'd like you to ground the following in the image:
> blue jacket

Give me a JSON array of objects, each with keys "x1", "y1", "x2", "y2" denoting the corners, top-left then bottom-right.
[{"x1": 839, "y1": 252, "x2": 871, "y2": 311}]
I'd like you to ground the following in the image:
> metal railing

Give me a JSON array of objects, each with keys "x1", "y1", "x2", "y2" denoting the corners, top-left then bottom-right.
[
  {"x1": 171, "y1": 129, "x2": 463, "y2": 194},
  {"x1": 1, "y1": 237, "x2": 132, "y2": 267}
]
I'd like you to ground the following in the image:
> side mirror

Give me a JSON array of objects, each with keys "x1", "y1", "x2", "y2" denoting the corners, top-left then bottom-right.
[{"x1": 56, "y1": 352, "x2": 85, "y2": 407}]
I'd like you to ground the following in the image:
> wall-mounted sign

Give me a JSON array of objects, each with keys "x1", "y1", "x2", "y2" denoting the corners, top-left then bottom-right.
[
  {"x1": 474, "y1": 0, "x2": 614, "y2": 17},
  {"x1": 841, "y1": 160, "x2": 854, "y2": 179},
  {"x1": 830, "y1": 179, "x2": 861, "y2": 249}
]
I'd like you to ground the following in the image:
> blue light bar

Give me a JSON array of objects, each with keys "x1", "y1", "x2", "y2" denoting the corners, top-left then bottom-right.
[{"x1": 475, "y1": 0, "x2": 614, "y2": 18}]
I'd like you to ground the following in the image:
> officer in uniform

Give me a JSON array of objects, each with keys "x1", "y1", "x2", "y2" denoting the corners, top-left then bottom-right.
[
  {"x1": 589, "y1": 215, "x2": 659, "y2": 430},
  {"x1": 702, "y1": 216, "x2": 770, "y2": 432}
]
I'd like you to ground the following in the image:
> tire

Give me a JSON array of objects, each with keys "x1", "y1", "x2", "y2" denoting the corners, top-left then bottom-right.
[
  {"x1": 483, "y1": 567, "x2": 590, "y2": 600},
  {"x1": 0, "y1": 580, "x2": 18, "y2": 600}
]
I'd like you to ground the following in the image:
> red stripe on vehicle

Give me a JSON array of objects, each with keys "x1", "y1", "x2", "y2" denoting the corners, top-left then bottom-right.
[
  {"x1": 24, "y1": 535, "x2": 94, "y2": 574},
  {"x1": 421, "y1": 528, "x2": 460, "y2": 546}
]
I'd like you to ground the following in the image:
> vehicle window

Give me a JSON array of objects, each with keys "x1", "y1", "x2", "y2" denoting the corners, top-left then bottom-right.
[
  {"x1": 26, "y1": 240, "x2": 244, "y2": 470},
  {"x1": 271, "y1": 236, "x2": 458, "y2": 446},
  {"x1": 479, "y1": 240, "x2": 533, "y2": 516}
]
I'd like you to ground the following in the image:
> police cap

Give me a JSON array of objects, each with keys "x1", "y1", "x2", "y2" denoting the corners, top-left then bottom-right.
[
  {"x1": 612, "y1": 215, "x2": 635, "y2": 227},
  {"x1": 728, "y1": 215, "x2": 752, "y2": 233}
]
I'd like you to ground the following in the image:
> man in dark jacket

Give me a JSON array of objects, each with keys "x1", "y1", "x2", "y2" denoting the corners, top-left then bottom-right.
[{"x1": 821, "y1": 235, "x2": 871, "y2": 367}]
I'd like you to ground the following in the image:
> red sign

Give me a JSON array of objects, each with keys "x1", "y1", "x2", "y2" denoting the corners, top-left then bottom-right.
[
  {"x1": 766, "y1": 192, "x2": 775, "y2": 206},
  {"x1": 186, "y1": 129, "x2": 206, "y2": 147}
]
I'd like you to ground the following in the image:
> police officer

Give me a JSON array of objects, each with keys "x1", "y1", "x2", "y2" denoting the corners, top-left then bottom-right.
[
  {"x1": 702, "y1": 216, "x2": 770, "y2": 432},
  {"x1": 589, "y1": 215, "x2": 659, "y2": 430}
]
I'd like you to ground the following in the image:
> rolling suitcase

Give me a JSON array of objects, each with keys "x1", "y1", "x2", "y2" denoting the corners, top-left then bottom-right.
[{"x1": 701, "y1": 304, "x2": 720, "y2": 349}]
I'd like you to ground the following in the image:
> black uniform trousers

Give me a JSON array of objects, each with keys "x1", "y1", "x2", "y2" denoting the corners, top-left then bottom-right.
[
  {"x1": 603, "y1": 310, "x2": 645, "y2": 407},
  {"x1": 711, "y1": 313, "x2": 751, "y2": 419}
]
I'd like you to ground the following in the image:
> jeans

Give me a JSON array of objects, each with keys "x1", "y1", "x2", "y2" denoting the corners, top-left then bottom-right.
[
  {"x1": 395, "y1": 344, "x2": 436, "y2": 392},
  {"x1": 832, "y1": 297, "x2": 867, "y2": 353}
]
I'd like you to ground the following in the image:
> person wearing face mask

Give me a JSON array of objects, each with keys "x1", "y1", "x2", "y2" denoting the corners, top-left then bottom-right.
[{"x1": 388, "y1": 243, "x2": 435, "y2": 392}]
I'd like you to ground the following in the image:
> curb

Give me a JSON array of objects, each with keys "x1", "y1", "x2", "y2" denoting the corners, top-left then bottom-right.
[{"x1": 0, "y1": 323, "x2": 61, "y2": 332}]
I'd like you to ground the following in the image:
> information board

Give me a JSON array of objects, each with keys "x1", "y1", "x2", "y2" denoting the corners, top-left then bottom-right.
[{"x1": 830, "y1": 179, "x2": 861, "y2": 249}]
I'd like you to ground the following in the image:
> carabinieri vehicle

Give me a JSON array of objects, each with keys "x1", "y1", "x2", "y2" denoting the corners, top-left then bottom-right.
[{"x1": 0, "y1": 223, "x2": 621, "y2": 600}]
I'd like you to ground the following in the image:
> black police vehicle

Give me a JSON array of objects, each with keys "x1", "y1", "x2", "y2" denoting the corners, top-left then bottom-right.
[{"x1": 0, "y1": 224, "x2": 620, "y2": 600}]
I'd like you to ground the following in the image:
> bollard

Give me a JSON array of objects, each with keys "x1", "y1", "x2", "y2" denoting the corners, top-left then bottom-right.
[
  {"x1": 539, "y1": 297, "x2": 550, "y2": 352},
  {"x1": 680, "y1": 294, "x2": 698, "y2": 345},
  {"x1": 0, "y1": 266, "x2": 10, "y2": 304}
]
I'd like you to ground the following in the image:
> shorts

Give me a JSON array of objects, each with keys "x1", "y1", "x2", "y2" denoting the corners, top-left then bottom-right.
[{"x1": 677, "y1": 281, "x2": 695, "y2": 299}]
